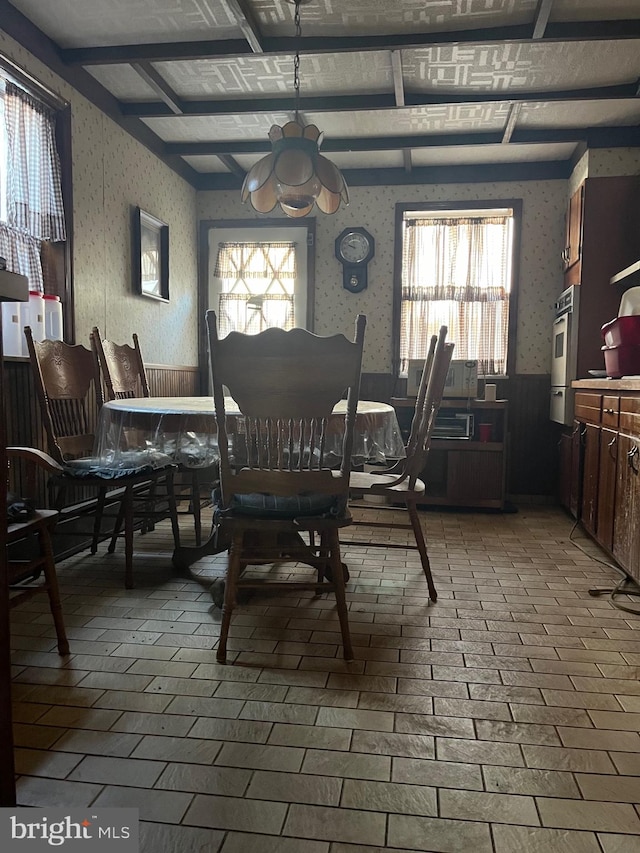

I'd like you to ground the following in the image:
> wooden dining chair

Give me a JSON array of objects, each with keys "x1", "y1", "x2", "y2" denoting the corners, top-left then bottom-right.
[
  {"x1": 91, "y1": 327, "x2": 216, "y2": 545},
  {"x1": 6, "y1": 448, "x2": 69, "y2": 655},
  {"x1": 23, "y1": 327, "x2": 180, "y2": 589},
  {"x1": 348, "y1": 326, "x2": 454, "y2": 601},
  {"x1": 207, "y1": 310, "x2": 366, "y2": 663}
]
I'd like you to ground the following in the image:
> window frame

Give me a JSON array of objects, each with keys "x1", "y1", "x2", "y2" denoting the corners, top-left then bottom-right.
[{"x1": 392, "y1": 199, "x2": 522, "y2": 379}]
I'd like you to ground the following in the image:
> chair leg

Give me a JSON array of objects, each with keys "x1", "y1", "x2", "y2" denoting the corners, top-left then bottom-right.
[
  {"x1": 407, "y1": 500, "x2": 437, "y2": 602},
  {"x1": 217, "y1": 530, "x2": 242, "y2": 664},
  {"x1": 326, "y1": 530, "x2": 353, "y2": 661},
  {"x1": 191, "y1": 471, "x2": 202, "y2": 546},
  {"x1": 108, "y1": 498, "x2": 126, "y2": 554},
  {"x1": 123, "y1": 486, "x2": 135, "y2": 589},
  {"x1": 40, "y1": 525, "x2": 69, "y2": 656},
  {"x1": 167, "y1": 471, "x2": 181, "y2": 549},
  {"x1": 92, "y1": 487, "x2": 107, "y2": 554}
]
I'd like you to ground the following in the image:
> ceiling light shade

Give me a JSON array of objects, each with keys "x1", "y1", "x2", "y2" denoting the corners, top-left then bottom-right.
[{"x1": 241, "y1": 120, "x2": 349, "y2": 217}]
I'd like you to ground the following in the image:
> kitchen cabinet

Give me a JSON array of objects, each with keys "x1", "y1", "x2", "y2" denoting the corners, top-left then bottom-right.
[
  {"x1": 392, "y1": 398, "x2": 508, "y2": 509},
  {"x1": 571, "y1": 380, "x2": 640, "y2": 584},
  {"x1": 562, "y1": 176, "x2": 640, "y2": 380}
]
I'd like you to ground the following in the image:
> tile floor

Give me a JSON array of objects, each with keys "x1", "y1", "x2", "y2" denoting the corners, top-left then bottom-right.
[{"x1": 8, "y1": 504, "x2": 640, "y2": 852}]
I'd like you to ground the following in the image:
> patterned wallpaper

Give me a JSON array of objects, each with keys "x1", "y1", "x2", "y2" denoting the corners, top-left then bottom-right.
[
  {"x1": 0, "y1": 30, "x2": 198, "y2": 366},
  {"x1": 198, "y1": 180, "x2": 567, "y2": 375}
]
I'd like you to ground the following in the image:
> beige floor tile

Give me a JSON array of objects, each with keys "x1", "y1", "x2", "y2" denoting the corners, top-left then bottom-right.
[
  {"x1": 302, "y1": 748, "x2": 391, "y2": 781},
  {"x1": 475, "y1": 719, "x2": 561, "y2": 746},
  {"x1": 557, "y1": 726, "x2": 640, "y2": 752},
  {"x1": 16, "y1": 775, "x2": 103, "y2": 808},
  {"x1": 610, "y1": 752, "x2": 640, "y2": 775},
  {"x1": 493, "y1": 824, "x2": 601, "y2": 853},
  {"x1": 140, "y1": 822, "x2": 225, "y2": 853},
  {"x1": 14, "y1": 747, "x2": 82, "y2": 779},
  {"x1": 92, "y1": 785, "x2": 193, "y2": 824},
  {"x1": 246, "y1": 769, "x2": 342, "y2": 805},
  {"x1": 283, "y1": 803, "x2": 386, "y2": 846},
  {"x1": 484, "y1": 765, "x2": 581, "y2": 798},
  {"x1": 536, "y1": 797, "x2": 640, "y2": 833},
  {"x1": 155, "y1": 762, "x2": 250, "y2": 796},
  {"x1": 392, "y1": 756, "x2": 483, "y2": 790},
  {"x1": 436, "y1": 737, "x2": 524, "y2": 767},
  {"x1": 216, "y1": 742, "x2": 304, "y2": 772},
  {"x1": 220, "y1": 833, "x2": 328, "y2": 853},
  {"x1": 341, "y1": 778, "x2": 437, "y2": 815},
  {"x1": 267, "y1": 723, "x2": 352, "y2": 751},
  {"x1": 183, "y1": 793, "x2": 287, "y2": 834},
  {"x1": 68, "y1": 754, "x2": 164, "y2": 787},
  {"x1": 388, "y1": 813, "x2": 493, "y2": 853},
  {"x1": 109, "y1": 710, "x2": 195, "y2": 736},
  {"x1": 439, "y1": 788, "x2": 539, "y2": 825},
  {"x1": 598, "y1": 833, "x2": 640, "y2": 853},
  {"x1": 575, "y1": 772, "x2": 640, "y2": 802},
  {"x1": 131, "y1": 734, "x2": 222, "y2": 764}
]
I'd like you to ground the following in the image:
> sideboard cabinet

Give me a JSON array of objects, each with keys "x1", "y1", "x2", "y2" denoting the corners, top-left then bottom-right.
[{"x1": 392, "y1": 397, "x2": 508, "y2": 509}]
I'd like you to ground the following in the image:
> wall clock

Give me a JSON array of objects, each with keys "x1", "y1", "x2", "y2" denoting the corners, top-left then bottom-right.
[{"x1": 335, "y1": 227, "x2": 375, "y2": 293}]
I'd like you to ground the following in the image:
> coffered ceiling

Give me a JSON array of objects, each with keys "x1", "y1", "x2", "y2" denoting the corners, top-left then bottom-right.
[{"x1": 3, "y1": 0, "x2": 640, "y2": 189}]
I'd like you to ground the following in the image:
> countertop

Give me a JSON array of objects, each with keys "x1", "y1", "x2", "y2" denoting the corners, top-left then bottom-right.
[{"x1": 572, "y1": 377, "x2": 640, "y2": 391}]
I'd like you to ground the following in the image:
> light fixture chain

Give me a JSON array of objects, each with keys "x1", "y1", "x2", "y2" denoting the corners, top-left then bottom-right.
[{"x1": 293, "y1": 0, "x2": 301, "y2": 121}]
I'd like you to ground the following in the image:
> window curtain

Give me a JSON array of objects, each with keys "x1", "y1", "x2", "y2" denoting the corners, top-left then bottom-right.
[
  {"x1": 401, "y1": 216, "x2": 511, "y2": 375},
  {"x1": 2, "y1": 80, "x2": 66, "y2": 292},
  {"x1": 214, "y1": 242, "x2": 297, "y2": 336}
]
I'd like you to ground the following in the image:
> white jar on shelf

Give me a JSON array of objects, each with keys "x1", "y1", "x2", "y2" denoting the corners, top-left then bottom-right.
[
  {"x1": 1, "y1": 301, "x2": 24, "y2": 357},
  {"x1": 23, "y1": 290, "x2": 45, "y2": 354},
  {"x1": 43, "y1": 294, "x2": 63, "y2": 340}
]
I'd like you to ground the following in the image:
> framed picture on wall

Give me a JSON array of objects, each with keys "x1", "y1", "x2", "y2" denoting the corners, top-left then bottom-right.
[{"x1": 132, "y1": 206, "x2": 169, "y2": 301}]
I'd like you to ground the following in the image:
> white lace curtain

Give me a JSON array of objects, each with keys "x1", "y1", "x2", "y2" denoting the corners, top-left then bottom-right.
[
  {"x1": 214, "y1": 242, "x2": 297, "y2": 336},
  {"x1": 401, "y1": 215, "x2": 512, "y2": 375},
  {"x1": 1, "y1": 79, "x2": 66, "y2": 293}
]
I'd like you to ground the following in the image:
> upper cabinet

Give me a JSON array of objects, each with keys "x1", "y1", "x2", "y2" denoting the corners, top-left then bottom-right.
[
  {"x1": 563, "y1": 176, "x2": 640, "y2": 378},
  {"x1": 562, "y1": 184, "x2": 584, "y2": 280}
]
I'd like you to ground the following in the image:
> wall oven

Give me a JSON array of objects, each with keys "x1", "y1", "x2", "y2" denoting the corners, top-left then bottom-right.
[{"x1": 550, "y1": 285, "x2": 580, "y2": 425}]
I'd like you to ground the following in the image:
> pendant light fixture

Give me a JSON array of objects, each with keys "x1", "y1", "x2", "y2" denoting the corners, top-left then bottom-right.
[{"x1": 241, "y1": 0, "x2": 349, "y2": 218}]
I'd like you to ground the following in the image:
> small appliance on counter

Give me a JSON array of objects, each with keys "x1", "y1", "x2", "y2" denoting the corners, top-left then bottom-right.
[{"x1": 601, "y1": 286, "x2": 640, "y2": 378}]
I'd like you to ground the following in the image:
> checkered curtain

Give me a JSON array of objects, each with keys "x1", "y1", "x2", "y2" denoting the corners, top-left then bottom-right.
[
  {"x1": 2, "y1": 80, "x2": 66, "y2": 292},
  {"x1": 401, "y1": 216, "x2": 512, "y2": 376}
]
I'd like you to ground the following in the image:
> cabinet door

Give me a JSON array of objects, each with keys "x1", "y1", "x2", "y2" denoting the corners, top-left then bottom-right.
[
  {"x1": 597, "y1": 428, "x2": 617, "y2": 552},
  {"x1": 581, "y1": 422, "x2": 600, "y2": 536},
  {"x1": 564, "y1": 185, "x2": 583, "y2": 271},
  {"x1": 613, "y1": 432, "x2": 640, "y2": 581}
]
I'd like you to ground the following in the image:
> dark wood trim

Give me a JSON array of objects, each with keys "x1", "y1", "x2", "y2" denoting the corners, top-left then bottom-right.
[
  {"x1": 56, "y1": 104, "x2": 75, "y2": 344},
  {"x1": 58, "y1": 20, "x2": 640, "y2": 65}
]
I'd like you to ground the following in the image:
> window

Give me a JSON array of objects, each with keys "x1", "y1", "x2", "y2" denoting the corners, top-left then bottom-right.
[
  {"x1": 0, "y1": 67, "x2": 66, "y2": 294},
  {"x1": 396, "y1": 203, "x2": 519, "y2": 377},
  {"x1": 214, "y1": 241, "x2": 297, "y2": 336}
]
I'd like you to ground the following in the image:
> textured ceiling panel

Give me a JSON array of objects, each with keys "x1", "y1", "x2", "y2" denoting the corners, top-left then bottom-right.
[
  {"x1": 305, "y1": 104, "x2": 510, "y2": 138},
  {"x1": 412, "y1": 142, "x2": 577, "y2": 166},
  {"x1": 254, "y1": 0, "x2": 538, "y2": 37},
  {"x1": 8, "y1": 0, "x2": 240, "y2": 47},
  {"x1": 404, "y1": 41, "x2": 640, "y2": 93},
  {"x1": 157, "y1": 51, "x2": 392, "y2": 98},
  {"x1": 519, "y1": 100, "x2": 640, "y2": 128},
  {"x1": 182, "y1": 155, "x2": 229, "y2": 173},
  {"x1": 87, "y1": 66, "x2": 159, "y2": 100},
  {"x1": 142, "y1": 113, "x2": 291, "y2": 142}
]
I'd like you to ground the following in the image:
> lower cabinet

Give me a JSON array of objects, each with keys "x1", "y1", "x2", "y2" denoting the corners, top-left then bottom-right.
[{"x1": 570, "y1": 387, "x2": 640, "y2": 583}]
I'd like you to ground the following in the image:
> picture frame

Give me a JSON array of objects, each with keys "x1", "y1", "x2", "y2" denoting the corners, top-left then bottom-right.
[{"x1": 132, "y1": 206, "x2": 169, "y2": 301}]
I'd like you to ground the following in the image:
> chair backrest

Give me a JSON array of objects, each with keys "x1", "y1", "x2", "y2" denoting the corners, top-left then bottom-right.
[
  {"x1": 206, "y1": 311, "x2": 366, "y2": 510},
  {"x1": 91, "y1": 327, "x2": 150, "y2": 400},
  {"x1": 25, "y1": 326, "x2": 103, "y2": 464},
  {"x1": 405, "y1": 326, "x2": 455, "y2": 488}
]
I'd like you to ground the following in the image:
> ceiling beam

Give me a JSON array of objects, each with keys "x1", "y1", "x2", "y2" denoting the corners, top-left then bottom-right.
[
  {"x1": 131, "y1": 62, "x2": 183, "y2": 114},
  {"x1": 120, "y1": 80, "x2": 640, "y2": 118},
  {"x1": 163, "y1": 125, "x2": 640, "y2": 157},
  {"x1": 58, "y1": 20, "x2": 640, "y2": 65},
  {"x1": 216, "y1": 153, "x2": 246, "y2": 178},
  {"x1": 502, "y1": 103, "x2": 522, "y2": 143},
  {"x1": 390, "y1": 50, "x2": 405, "y2": 107},
  {"x1": 532, "y1": 0, "x2": 554, "y2": 40},
  {"x1": 224, "y1": 0, "x2": 264, "y2": 53}
]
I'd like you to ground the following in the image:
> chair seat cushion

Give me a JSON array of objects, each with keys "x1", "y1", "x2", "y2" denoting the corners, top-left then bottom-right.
[
  {"x1": 62, "y1": 450, "x2": 174, "y2": 481},
  {"x1": 217, "y1": 491, "x2": 343, "y2": 519}
]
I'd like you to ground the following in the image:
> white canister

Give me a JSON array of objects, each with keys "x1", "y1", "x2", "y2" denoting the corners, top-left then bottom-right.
[
  {"x1": 43, "y1": 294, "x2": 63, "y2": 340},
  {"x1": 1, "y1": 301, "x2": 25, "y2": 357},
  {"x1": 23, "y1": 290, "x2": 45, "y2": 355},
  {"x1": 484, "y1": 383, "x2": 497, "y2": 401}
]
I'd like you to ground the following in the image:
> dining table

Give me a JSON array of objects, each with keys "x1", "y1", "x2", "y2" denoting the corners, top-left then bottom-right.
[{"x1": 93, "y1": 395, "x2": 406, "y2": 572}]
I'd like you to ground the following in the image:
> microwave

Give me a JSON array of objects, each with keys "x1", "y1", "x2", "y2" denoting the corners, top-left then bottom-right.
[{"x1": 443, "y1": 359, "x2": 478, "y2": 398}]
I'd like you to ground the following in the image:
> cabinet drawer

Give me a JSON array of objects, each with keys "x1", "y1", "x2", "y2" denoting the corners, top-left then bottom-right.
[
  {"x1": 575, "y1": 392, "x2": 602, "y2": 425},
  {"x1": 601, "y1": 396, "x2": 620, "y2": 429},
  {"x1": 619, "y1": 397, "x2": 640, "y2": 437}
]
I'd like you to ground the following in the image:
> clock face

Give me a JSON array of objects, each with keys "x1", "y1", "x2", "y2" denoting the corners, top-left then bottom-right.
[{"x1": 339, "y1": 231, "x2": 371, "y2": 264}]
